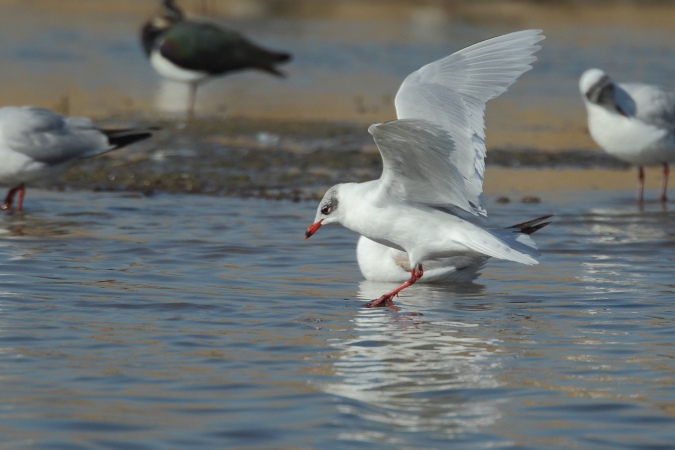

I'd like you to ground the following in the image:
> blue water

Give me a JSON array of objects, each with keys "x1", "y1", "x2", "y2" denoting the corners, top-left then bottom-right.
[{"x1": 0, "y1": 189, "x2": 674, "y2": 448}]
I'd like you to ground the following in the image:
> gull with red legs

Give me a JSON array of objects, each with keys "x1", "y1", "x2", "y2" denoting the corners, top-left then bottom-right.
[{"x1": 305, "y1": 30, "x2": 551, "y2": 311}]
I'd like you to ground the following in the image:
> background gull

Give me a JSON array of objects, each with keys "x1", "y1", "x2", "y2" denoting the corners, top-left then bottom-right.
[
  {"x1": 580, "y1": 68, "x2": 675, "y2": 202},
  {"x1": 0, "y1": 106, "x2": 153, "y2": 210}
]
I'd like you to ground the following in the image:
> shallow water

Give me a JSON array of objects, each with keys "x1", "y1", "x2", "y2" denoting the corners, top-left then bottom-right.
[{"x1": 1, "y1": 189, "x2": 674, "y2": 448}]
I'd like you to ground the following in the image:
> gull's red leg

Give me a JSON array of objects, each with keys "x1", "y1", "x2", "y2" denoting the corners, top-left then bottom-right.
[
  {"x1": 637, "y1": 166, "x2": 645, "y2": 203},
  {"x1": 1, "y1": 190, "x2": 12, "y2": 210},
  {"x1": 15, "y1": 183, "x2": 26, "y2": 211},
  {"x1": 660, "y1": 162, "x2": 669, "y2": 202},
  {"x1": 1, "y1": 183, "x2": 25, "y2": 210},
  {"x1": 365, "y1": 264, "x2": 424, "y2": 311}
]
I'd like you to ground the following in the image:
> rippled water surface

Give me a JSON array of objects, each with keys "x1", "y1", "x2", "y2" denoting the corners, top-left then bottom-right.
[
  {"x1": 0, "y1": 189, "x2": 674, "y2": 448},
  {"x1": 1, "y1": 1, "x2": 675, "y2": 447}
]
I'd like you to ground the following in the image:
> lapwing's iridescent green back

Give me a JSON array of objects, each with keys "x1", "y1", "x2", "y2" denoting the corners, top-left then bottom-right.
[{"x1": 159, "y1": 21, "x2": 290, "y2": 75}]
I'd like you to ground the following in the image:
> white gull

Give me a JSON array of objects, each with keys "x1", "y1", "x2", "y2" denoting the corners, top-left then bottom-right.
[
  {"x1": 305, "y1": 30, "x2": 551, "y2": 309},
  {"x1": 0, "y1": 106, "x2": 153, "y2": 210},
  {"x1": 580, "y1": 68, "x2": 675, "y2": 202}
]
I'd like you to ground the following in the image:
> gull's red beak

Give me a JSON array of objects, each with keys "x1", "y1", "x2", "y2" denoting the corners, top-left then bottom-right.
[{"x1": 305, "y1": 219, "x2": 323, "y2": 239}]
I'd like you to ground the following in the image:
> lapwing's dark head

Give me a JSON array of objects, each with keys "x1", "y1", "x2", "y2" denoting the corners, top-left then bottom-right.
[
  {"x1": 160, "y1": 0, "x2": 185, "y2": 23},
  {"x1": 141, "y1": 0, "x2": 185, "y2": 55}
]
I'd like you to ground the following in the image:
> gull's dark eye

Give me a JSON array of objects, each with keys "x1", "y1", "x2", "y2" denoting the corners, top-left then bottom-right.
[{"x1": 321, "y1": 206, "x2": 330, "y2": 215}]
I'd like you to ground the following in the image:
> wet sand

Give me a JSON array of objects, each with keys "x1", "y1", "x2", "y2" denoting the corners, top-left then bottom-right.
[
  {"x1": 51, "y1": 116, "x2": 654, "y2": 203},
  {"x1": 484, "y1": 167, "x2": 661, "y2": 196}
]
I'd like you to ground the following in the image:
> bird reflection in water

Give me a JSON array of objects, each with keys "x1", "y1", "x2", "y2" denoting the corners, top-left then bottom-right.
[{"x1": 319, "y1": 290, "x2": 501, "y2": 442}]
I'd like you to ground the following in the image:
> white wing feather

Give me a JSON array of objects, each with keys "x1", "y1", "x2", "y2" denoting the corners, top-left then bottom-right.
[
  {"x1": 394, "y1": 29, "x2": 544, "y2": 217},
  {"x1": 370, "y1": 119, "x2": 473, "y2": 211}
]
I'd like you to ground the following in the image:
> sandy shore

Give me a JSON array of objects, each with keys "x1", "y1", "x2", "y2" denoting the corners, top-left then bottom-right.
[
  {"x1": 484, "y1": 167, "x2": 660, "y2": 196},
  {"x1": 48, "y1": 116, "x2": 655, "y2": 202}
]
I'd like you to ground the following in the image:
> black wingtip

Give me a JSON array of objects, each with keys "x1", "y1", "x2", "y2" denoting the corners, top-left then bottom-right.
[
  {"x1": 507, "y1": 214, "x2": 554, "y2": 235},
  {"x1": 277, "y1": 52, "x2": 292, "y2": 63},
  {"x1": 102, "y1": 128, "x2": 155, "y2": 149}
]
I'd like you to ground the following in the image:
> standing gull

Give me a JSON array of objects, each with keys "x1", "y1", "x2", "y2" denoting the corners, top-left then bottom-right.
[
  {"x1": 305, "y1": 30, "x2": 549, "y2": 310},
  {"x1": 140, "y1": 0, "x2": 292, "y2": 119},
  {"x1": 580, "y1": 68, "x2": 675, "y2": 202},
  {"x1": 0, "y1": 106, "x2": 153, "y2": 211}
]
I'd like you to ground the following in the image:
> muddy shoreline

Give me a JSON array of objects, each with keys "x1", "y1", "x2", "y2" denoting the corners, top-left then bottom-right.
[{"x1": 56, "y1": 116, "x2": 637, "y2": 203}]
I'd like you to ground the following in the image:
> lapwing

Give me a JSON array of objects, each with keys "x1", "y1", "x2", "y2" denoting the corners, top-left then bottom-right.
[{"x1": 141, "y1": 0, "x2": 292, "y2": 119}]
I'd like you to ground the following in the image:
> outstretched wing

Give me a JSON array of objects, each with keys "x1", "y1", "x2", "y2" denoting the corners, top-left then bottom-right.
[
  {"x1": 394, "y1": 29, "x2": 544, "y2": 217},
  {"x1": 370, "y1": 118, "x2": 476, "y2": 212}
]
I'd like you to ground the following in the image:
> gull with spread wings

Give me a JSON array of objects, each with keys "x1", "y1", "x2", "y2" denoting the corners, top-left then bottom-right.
[{"x1": 305, "y1": 30, "x2": 551, "y2": 310}]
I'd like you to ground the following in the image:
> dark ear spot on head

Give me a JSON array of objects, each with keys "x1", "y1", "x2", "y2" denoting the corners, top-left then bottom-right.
[{"x1": 320, "y1": 189, "x2": 339, "y2": 216}]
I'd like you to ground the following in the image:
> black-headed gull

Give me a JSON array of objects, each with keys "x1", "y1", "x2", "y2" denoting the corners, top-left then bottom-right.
[
  {"x1": 0, "y1": 106, "x2": 153, "y2": 210},
  {"x1": 579, "y1": 68, "x2": 675, "y2": 202},
  {"x1": 141, "y1": 0, "x2": 292, "y2": 119},
  {"x1": 357, "y1": 216, "x2": 551, "y2": 284},
  {"x1": 305, "y1": 30, "x2": 550, "y2": 310}
]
